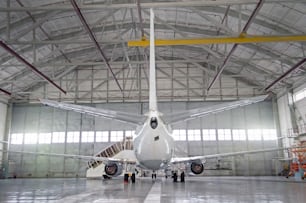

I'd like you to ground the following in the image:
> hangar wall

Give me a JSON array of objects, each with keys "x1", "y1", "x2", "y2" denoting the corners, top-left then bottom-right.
[
  {"x1": 277, "y1": 85, "x2": 306, "y2": 150},
  {"x1": 7, "y1": 100, "x2": 280, "y2": 178},
  {"x1": 293, "y1": 83, "x2": 306, "y2": 128}
]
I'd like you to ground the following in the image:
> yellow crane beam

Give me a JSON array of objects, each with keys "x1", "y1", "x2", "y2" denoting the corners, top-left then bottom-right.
[{"x1": 128, "y1": 34, "x2": 306, "y2": 47}]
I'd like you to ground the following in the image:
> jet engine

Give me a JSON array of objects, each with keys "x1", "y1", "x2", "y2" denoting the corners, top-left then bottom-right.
[
  {"x1": 104, "y1": 162, "x2": 123, "y2": 177},
  {"x1": 189, "y1": 162, "x2": 204, "y2": 175}
]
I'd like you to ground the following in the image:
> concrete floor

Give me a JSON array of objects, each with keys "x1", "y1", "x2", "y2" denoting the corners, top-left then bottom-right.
[{"x1": 0, "y1": 177, "x2": 305, "y2": 203}]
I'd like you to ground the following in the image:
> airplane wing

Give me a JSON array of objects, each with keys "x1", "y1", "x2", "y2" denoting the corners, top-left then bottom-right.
[
  {"x1": 0, "y1": 140, "x2": 8, "y2": 144},
  {"x1": 171, "y1": 147, "x2": 288, "y2": 164},
  {"x1": 162, "y1": 95, "x2": 268, "y2": 125},
  {"x1": 0, "y1": 149, "x2": 136, "y2": 164},
  {"x1": 40, "y1": 99, "x2": 146, "y2": 125}
]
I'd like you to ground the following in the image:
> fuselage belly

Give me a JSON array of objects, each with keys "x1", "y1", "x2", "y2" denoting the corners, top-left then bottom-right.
[{"x1": 134, "y1": 113, "x2": 174, "y2": 170}]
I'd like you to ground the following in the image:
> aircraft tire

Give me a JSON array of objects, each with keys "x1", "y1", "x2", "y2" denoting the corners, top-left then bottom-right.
[
  {"x1": 131, "y1": 173, "x2": 136, "y2": 183},
  {"x1": 124, "y1": 173, "x2": 129, "y2": 183}
]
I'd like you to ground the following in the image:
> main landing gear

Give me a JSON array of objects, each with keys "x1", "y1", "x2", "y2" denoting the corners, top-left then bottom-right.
[
  {"x1": 124, "y1": 173, "x2": 136, "y2": 183},
  {"x1": 152, "y1": 171, "x2": 157, "y2": 180}
]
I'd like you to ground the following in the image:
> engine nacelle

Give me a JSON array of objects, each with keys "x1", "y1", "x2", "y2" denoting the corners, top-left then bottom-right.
[
  {"x1": 189, "y1": 162, "x2": 204, "y2": 175},
  {"x1": 104, "y1": 162, "x2": 123, "y2": 177}
]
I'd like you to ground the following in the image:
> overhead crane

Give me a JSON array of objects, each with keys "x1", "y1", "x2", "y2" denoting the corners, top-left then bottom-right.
[
  {"x1": 128, "y1": 34, "x2": 306, "y2": 47},
  {"x1": 128, "y1": 33, "x2": 306, "y2": 92}
]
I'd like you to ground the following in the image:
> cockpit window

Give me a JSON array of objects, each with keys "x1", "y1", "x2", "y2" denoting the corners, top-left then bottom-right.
[{"x1": 150, "y1": 117, "x2": 158, "y2": 129}]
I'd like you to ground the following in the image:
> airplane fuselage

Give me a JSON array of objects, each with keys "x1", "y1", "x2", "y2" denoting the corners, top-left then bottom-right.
[{"x1": 133, "y1": 110, "x2": 174, "y2": 170}]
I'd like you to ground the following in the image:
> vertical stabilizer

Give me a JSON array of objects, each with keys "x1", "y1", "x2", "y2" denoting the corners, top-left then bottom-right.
[{"x1": 149, "y1": 8, "x2": 157, "y2": 111}]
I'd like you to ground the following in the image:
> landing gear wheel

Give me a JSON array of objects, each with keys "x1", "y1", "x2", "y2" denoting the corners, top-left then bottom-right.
[
  {"x1": 131, "y1": 173, "x2": 136, "y2": 183},
  {"x1": 124, "y1": 173, "x2": 129, "y2": 183}
]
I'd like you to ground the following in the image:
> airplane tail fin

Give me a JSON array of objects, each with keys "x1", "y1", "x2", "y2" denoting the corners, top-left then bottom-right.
[{"x1": 149, "y1": 8, "x2": 157, "y2": 111}]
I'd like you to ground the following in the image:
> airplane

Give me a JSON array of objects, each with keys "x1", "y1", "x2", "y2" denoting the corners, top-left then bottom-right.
[{"x1": 0, "y1": 9, "x2": 289, "y2": 181}]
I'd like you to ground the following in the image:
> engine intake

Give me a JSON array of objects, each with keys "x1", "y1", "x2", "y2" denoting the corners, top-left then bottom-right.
[
  {"x1": 104, "y1": 162, "x2": 123, "y2": 177},
  {"x1": 190, "y1": 162, "x2": 204, "y2": 175}
]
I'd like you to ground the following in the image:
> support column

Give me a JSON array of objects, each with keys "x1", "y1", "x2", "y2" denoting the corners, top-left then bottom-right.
[
  {"x1": 0, "y1": 101, "x2": 8, "y2": 178},
  {"x1": 0, "y1": 102, "x2": 8, "y2": 155}
]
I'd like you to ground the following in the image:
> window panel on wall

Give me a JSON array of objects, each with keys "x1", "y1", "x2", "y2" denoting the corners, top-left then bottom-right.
[
  {"x1": 81, "y1": 131, "x2": 94, "y2": 143},
  {"x1": 67, "y1": 131, "x2": 80, "y2": 143},
  {"x1": 294, "y1": 89, "x2": 306, "y2": 102},
  {"x1": 52, "y1": 132, "x2": 65, "y2": 143},
  {"x1": 96, "y1": 131, "x2": 109, "y2": 142},
  {"x1": 24, "y1": 133, "x2": 38, "y2": 144},
  {"x1": 232, "y1": 129, "x2": 246, "y2": 141},
  {"x1": 187, "y1": 129, "x2": 201, "y2": 141},
  {"x1": 247, "y1": 129, "x2": 262, "y2": 141},
  {"x1": 202, "y1": 129, "x2": 216, "y2": 141},
  {"x1": 262, "y1": 129, "x2": 277, "y2": 140},
  {"x1": 218, "y1": 129, "x2": 231, "y2": 141},
  {"x1": 38, "y1": 133, "x2": 52, "y2": 144},
  {"x1": 173, "y1": 129, "x2": 187, "y2": 141},
  {"x1": 10, "y1": 133, "x2": 23, "y2": 144},
  {"x1": 110, "y1": 131, "x2": 124, "y2": 142}
]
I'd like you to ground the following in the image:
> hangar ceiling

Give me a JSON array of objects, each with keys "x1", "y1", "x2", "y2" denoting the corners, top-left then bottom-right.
[{"x1": 0, "y1": 0, "x2": 306, "y2": 103}]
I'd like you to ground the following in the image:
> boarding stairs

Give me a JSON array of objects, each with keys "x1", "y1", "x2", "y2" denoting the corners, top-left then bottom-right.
[
  {"x1": 87, "y1": 139, "x2": 133, "y2": 169},
  {"x1": 86, "y1": 138, "x2": 134, "y2": 178}
]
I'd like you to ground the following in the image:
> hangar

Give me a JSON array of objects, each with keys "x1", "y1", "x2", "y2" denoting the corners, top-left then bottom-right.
[{"x1": 0, "y1": 0, "x2": 306, "y2": 202}]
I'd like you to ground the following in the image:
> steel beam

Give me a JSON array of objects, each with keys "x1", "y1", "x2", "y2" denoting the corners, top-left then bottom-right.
[
  {"x1": 70, "y1": 0, "x2": 123, "y2": 93},
  {"x1": 4, "y1": 57, "x2": 303, "y2": 67},
  {"x1": 136, "y1": 0, "x2": 145, "y2": 38},
  {"x1": 0, "y1": 0, "x2": 305, "y2": 11},
  {"x1": 0, "y1": 88, "x2": 11, "y2": 96},
  {"x1": 0, "y1": 41, "x2": 66, "y2": 94},
  {"x1": 207, "y1": 0, "x2": 264, "y2": 91},
  {"x1": 265, "y1": 58, "x2": 306, "y2": 91},
  {"x1": 128, "y1": 35, "x2": 306, "y2": 47}
]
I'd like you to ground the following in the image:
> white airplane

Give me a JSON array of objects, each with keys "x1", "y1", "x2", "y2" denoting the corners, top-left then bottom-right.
[{"x1": 1, "y1": 9, "x2": 287, "y2": 179}]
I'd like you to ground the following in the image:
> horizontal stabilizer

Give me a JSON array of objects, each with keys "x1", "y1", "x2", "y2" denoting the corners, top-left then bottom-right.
[
  {"x1": 40, "y1": 99, "x2": 146, "y2": 125},
  {"x1": 163, "y1": 95, "x2": 268, "y2": 124}
]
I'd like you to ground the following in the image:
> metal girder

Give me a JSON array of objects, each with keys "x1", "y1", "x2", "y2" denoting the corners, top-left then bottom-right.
[
  {"x1": 70, "y1": 0, "x2": 123, "y2": 93},
  {"x1": 142, "y1": 9, "x2": 222, "y2": 59},
  {"x1": 207, "y1": 0, "x2": 264, "y2": 92},
  {"x1": 265, "y1": 58, "x2": 306, "y2": 91},
  {"x1": 11, "y1": 10, "x2": 60, "y2": 41},
  {"x1": 4, "y1": 40, "x2": 124, "y2": 45},
  {"x1": 136, "y1": 0, "x2": 145, "y2": 38},
  {"x1": 0, "y1": 41, "x2": 66, "y2": 94},
  {"x1": 0, "y1": 88, "x2": 11, "y2": 96},
  {"x1": 128, "y1": 35, "x2": 306, "y2": 47},
  {"x1": 191, "y1": 7, "x2": 236, "y2": 35},
  {"x1": 3, "y1": 56, "x2": 304, "y2": 68},
  {"x1": 0, "y1": 11, "x2": 54, "y2": 37},
  {"x1": 0, "y1": 0, "x2": 305, "y2": 11},
  {"x1": 157, "y1": 67, "x2": 202, "y2": 97},
  {"x1": 15, "y1": 0, "x2": 72, "y2": 66}
]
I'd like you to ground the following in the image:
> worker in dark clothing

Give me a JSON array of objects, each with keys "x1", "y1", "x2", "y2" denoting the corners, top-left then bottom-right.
[
  {"x1": 152, "y1": 170, "x2": 157, "y2": 179},
  {"x1": 173, "y1": 171, "x2": 178, "y2": 182},
  {"x1": 180, "y1": 171, "x2": 185, "y2": 182}
]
